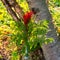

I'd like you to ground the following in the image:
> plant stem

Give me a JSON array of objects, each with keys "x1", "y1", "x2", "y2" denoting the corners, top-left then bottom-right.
[{"x1": 24, "y1": 26, "x2": 30, "y2": 60}]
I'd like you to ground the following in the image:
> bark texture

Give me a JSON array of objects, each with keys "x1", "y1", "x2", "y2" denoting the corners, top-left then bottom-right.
[{"x1": 27, "y1": 0, "x2": 60, "y2": 60}]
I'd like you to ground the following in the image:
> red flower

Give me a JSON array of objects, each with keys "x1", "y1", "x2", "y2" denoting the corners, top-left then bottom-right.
[{"x1": 23, "y1": 11, "x2": 33, "y2": 26}]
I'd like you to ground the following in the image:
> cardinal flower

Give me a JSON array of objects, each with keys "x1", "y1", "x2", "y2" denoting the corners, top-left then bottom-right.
[{"x1": 23, "y1": 11, "x2": 33, "y2": 26}]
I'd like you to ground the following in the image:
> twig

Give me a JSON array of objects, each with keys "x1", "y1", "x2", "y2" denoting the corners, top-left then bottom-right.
[{"x1": 1, "y1": 0, "x2": 22, "y2": 22}]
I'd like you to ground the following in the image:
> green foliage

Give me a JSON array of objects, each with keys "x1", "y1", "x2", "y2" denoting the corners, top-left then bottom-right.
[
  {"x1": 28, "y1": 20, "x2": 53, "y2": 51},
  {"x1": 49, "y1": 0, "x2": 60, "y2": 34},
  {"x1": 50, "y1": 0, "x2": 60, "y2": 7},
  {"x1": 11, "y1": 51, "x2": 19, "y2": 60},
  {"x1": 0, "y1": 1, "x2": 13, "y2": 26}
]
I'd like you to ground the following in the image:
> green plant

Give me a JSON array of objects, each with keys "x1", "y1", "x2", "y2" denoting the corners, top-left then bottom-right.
[{"x1": 0, "y1": 0, "x2": 54, "y2": 60}]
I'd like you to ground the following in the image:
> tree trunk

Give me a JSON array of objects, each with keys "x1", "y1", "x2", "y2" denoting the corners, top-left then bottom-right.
[{"x1": 27, "y1": 0, "x2": 60, "y2": 60}]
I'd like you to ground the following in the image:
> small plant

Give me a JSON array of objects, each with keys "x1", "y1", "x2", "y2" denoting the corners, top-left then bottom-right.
[
  {"x1": 0, "y1": 0, "x2": 54, "y2": 60},
  {"x1": 11, "y1": 19, "x2": 54, "y2": 60}
]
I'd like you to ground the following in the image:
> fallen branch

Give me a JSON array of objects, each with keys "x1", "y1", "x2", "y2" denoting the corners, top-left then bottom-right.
[{"x1": 1, "y1": 0, "x2": 23, "y2": 22}]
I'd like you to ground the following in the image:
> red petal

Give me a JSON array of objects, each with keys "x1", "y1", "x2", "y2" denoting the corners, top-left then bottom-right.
[{"x1": 23, "y1": 11, "x2": 33, "y2": 25}]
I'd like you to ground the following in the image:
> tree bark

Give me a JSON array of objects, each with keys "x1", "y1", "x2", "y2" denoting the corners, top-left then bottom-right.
[{"x1": 27, "y1": 0, "x2": 60, "y2": 60}]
